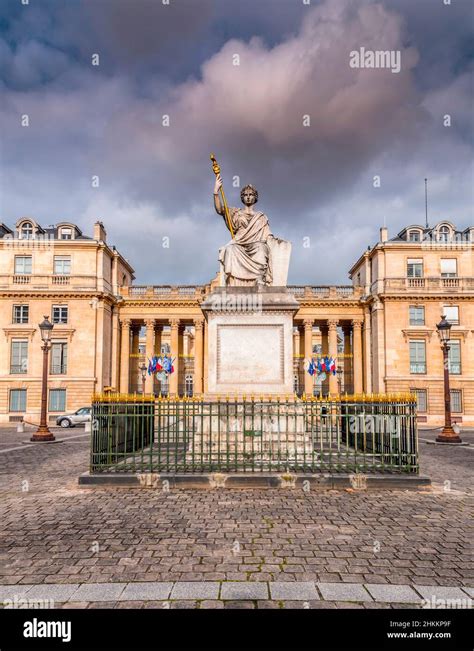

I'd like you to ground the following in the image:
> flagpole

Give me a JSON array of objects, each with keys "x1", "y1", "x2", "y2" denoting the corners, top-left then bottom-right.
[{"x1": 210, "y1": 153, "x2": 235, "y2": 239}]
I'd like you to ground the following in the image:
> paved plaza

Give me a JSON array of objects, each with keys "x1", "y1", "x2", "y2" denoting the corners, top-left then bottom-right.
[{"x1": 0, "y1": 426, "x2": 472, "y2": 609}]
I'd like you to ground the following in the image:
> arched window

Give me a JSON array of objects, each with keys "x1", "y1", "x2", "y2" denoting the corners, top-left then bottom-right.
[
  {"x1": 20, "y1": 222, "x2": 33, "y2": 239},
  {"x1": 185, "y1": 374, "x2": 193, "y2": 397},
  {"x1": 438, "y1": 225, "x2": 450, "y2": 242}
]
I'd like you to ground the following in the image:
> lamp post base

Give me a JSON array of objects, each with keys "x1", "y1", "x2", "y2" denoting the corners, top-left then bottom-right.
[
  {"x1": 436, "y1": 426, "x2": 462, "y2": 444},
  {"x1": 31, "y1": 427, "x2": 56, "y2": 442}
]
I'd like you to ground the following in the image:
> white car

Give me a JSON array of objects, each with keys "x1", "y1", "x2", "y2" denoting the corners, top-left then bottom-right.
[{"x1": 56, "y1": 407, "x2": 92, "y2": 428}]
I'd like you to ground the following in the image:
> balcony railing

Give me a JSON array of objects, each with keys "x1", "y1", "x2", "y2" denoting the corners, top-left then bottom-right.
[
  {"x1": 410, "y1": 362, "x2": 426, "y2": 374},
  {"x1": 0, "y1": 274, "x2": 99, "y2": 290},
  {"x1": 51, "y1": 275, "x2": 70, "y2": 285},
  {"x1": 124, "y1": 286, "x2": 205, "y2": 299},
  {"x1": 10, "y1": 364, "x2": 27, "y2": 374},
  {"x1": 288, "y1": 286, "x2": 361, "y2": 299},
  {"x1": 375, "y1": 277, "x2": 474, "y2": 293},
  {"x1": 50, "y1": 364, "x2": 68, "y2": 375}
]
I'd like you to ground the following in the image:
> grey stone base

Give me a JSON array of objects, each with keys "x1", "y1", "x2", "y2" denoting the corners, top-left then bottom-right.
[
  {"x1": 78, "y1": 471, "x2": 430, "y2": 490},
  {"x1": 423, "y1": 440, "x2": 470, "y2": 446}
]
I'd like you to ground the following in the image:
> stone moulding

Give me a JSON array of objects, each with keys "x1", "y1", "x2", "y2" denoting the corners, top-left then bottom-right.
[{"x1": 78, "y1": 472, "x2": 431, "y2": 491}]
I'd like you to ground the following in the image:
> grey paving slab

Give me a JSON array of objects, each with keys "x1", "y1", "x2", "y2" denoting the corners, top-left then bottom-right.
[
  {"x1": 365, "y1": 584, "x2": 420, "y2": 603},
  {"x1": 170, "y1": 582, "x2": 219, "y2": 600},
  {"x1": 269, "y1": 582, "x2": 319, "y2": 601},
  {"x1": 318, "y1": 582, "x2": 372, "y2": 602},
  {"x1": 118, "y1": 582, "x2": 173, "y2": 601},
  {"x1": 69, "y1": 583, "x2": 126, "y2": 602},
  {"x1": 26, "y1": 584, "x2": 79, "y2": 602},
  {"x1": 221, "y1": 582, "x2": 268, "y2": 600},
  {"x1": 415, "y1": 586, "x2": 472, "y2": 603},
  {"x1": 0, "y1": 585, "x2": 34, "y2": 601},
  {"x1": 461, "y1": 587, "x2": 474, "y2": 598}
]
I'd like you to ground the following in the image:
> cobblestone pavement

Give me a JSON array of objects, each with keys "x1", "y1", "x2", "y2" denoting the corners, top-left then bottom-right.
[{"x1": 0, "y1": 425, "x2": 472, "y2": 608}]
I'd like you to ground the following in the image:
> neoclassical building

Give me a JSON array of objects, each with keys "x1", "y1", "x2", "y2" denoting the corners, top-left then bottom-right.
[{"x1": 0, "y1": 218, "x2": 472, "y2": 426}]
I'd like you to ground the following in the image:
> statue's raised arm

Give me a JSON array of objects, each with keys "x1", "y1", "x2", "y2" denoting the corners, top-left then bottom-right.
[{"x1": 210, "y1": 154, "x2": 291, "y2": 287}]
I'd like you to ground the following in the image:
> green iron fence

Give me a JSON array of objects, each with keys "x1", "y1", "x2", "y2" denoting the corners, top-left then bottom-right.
[{"x1": 90, "y1": 393, "x2": 419, "y2": 474}]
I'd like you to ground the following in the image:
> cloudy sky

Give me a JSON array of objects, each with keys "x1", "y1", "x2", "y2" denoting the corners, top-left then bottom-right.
[{"x1": 1, "y1": 0, "x2": 472, "y2": 284}]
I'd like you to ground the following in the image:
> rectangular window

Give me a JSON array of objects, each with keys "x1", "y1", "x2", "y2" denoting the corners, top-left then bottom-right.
[
  {"x1": 409, "y1": 340, "x2": 426, "y2": 374},
  {"x1": 14, "y1": 256, "x2": 32, "y2": 274},
  {"x1": 50, "y1": 342, "x2": 68, "y2": 374},
  {"x1": 409, "y1": 306, "x2": 425, "y2": 326},
  {"x1": 450, "y1": 389, "x2": 462, "y2": 413},
  {"x1": 448, "y1": 341, "x2": 461, "y2": 375},
  {"x1": 53, "y1": 256, "x2": 71, "y2": 275},
  {"x1": 411, "y1": 388, "x2": 427, "y2": 413},
  {"x1": 60, "y1": 228, "x2": 72, "y2": 240},
  {"x1": 13, "y1": 305, "x2": 29, "y2": 324},
  {"x1": 10, "y1": 340, "x2": 28, "y2": 374},
  {"x1": 49, "y1": 389, "x2": 66, "y2": 412},
  {"x1": 407, "y1": 259, "x2": 423, "y2": 278},
  {"x1": 444, "y1": 306, "x2": 459, "y2": 325},
  {"x1": 440, "y1": 258, "x2": 457, "y2": 277},
  {"x1": 408, "y1": 231, "x2": 421, "y2": 242},
  {"x1": 52, "y1": 305, "x2": 68, "y2": 324},
  {"x1": 9, "y1": 389, "x2": 27, "y2": 412}
]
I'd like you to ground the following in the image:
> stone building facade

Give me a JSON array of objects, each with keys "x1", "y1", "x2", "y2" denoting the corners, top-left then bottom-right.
[{"x1": 0, "y1": 218, "x2": 472, "y2": 426}]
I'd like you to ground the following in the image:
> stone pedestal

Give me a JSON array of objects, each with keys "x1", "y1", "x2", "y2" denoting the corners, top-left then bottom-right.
[{"x1": 201, "y1": 287, "x2": 299, "y2": 397}]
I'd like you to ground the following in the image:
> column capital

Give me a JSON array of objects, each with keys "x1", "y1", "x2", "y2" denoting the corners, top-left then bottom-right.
[
  {"x1": 303, "y1": 319, "x2": 314, "y2": 330},
  {"x1": 193, "y1": 317, "x2": 204, "y2": 330},
  {"x1": 169, "y1": 318, "x2": 180, "y2": 330},
  {"x1": 352, "y1": 318, "x2": 363, "y2": 330},
  {"x1": 328, "y1": 319, "x2": 339, "y2": 331},
  {"x1": 120, "y1": 318, "x2": 132, "y2": 329},
  {"x1": 145, "y1": 318, "x2": 155, "y2": 328}
]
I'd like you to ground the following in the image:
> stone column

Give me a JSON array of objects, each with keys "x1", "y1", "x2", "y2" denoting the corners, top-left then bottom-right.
[
  {"x1": 304, "y1": 319, "x2": 314, "y2": 396},
  {"x1": 111, "y1": 308, "x2": 120, "y2": 391},
  {"x1": 203, "y1": 319, "x2": 208, "y2": 394},
  {"x1": 119, "y1": 319, "x2": 131, "y2": 393},
  {"x1": 342, "y1": 325, "x2": 352, "y2": 394},
  {"x1": 145, "y1": 319, "x2": 155, "y2": 394},
  {"x1": 363, "y1": 306, "x2": 373, "y2": 394},
  {"x1": 154, "y1": 325, "x2": 162, "y2": 355},
  {"x1": 352, "y1": 319, "x2": 363, "y2": 394},
  {"x1": 169, "y1": 318, "x2": 180, "y2": 396},
  {"x1": 328, "y1": 319, "x2": 339, "y2": 395},
  {"x1": 193, "y1": 318, "x2": 204, "y2": 395}
]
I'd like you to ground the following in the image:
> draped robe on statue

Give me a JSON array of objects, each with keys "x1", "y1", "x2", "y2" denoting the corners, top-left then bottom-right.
[{"x1": 219, "y1": 207, "x2": 273, "y2": 286}]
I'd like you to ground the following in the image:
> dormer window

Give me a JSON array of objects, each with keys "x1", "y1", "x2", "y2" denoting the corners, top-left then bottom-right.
[
  {"x1": 438, "y1": 225, "x2": 451, "y2": 242},
  {"x1": 60, "y1": 227, "x2": 72, "y2": 240},
  {"x1": 20, "y1": 222, "x2": 34, "y2": 239},
  {"x1": 408, "y1": 230, "x2": 421, "y2": 242}
]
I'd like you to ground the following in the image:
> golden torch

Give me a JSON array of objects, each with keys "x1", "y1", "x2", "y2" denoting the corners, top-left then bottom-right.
[{"x1": 210, "y1": 153, "x2": 235, "y2": 239}]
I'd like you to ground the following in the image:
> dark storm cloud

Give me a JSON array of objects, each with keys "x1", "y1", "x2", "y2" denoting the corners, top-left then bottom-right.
[{"x1": 0, "y1": 0, "x2": 472, "y2": 285}]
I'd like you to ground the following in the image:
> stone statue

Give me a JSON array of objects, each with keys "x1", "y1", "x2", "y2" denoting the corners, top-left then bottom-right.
[{"x1": 214, "y1": 174, "x2": 290, "y2": 286}]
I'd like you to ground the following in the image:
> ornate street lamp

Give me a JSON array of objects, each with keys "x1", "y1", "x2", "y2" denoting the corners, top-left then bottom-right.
[
  {"x1": 140, "y1": 363, "x2": 147, "y2": 396},
  {"x1": 31, "y1": 316, "x2": 55, "y2": 442},
  {"x1": 435, "y1": 315, "x2": 462, "y2": 443}
]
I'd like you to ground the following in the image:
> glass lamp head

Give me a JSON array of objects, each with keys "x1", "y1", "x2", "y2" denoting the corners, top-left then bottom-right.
[{"x1": 39, "y1": 315, "x2": 54, "y2": 343}]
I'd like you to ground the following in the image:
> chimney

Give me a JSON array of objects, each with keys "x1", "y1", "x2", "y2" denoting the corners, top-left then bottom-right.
[
  {"x1": 94, "y1": 221, "x2": 107, "y2": 243},
  {"x1": 380, "y1": 226, "x2": 388, "y2": 243}
]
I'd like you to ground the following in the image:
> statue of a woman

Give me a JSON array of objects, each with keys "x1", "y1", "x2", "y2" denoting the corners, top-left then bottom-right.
[{"x1": 213, "y1": 174, "x2": 273, "y2": 286}]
